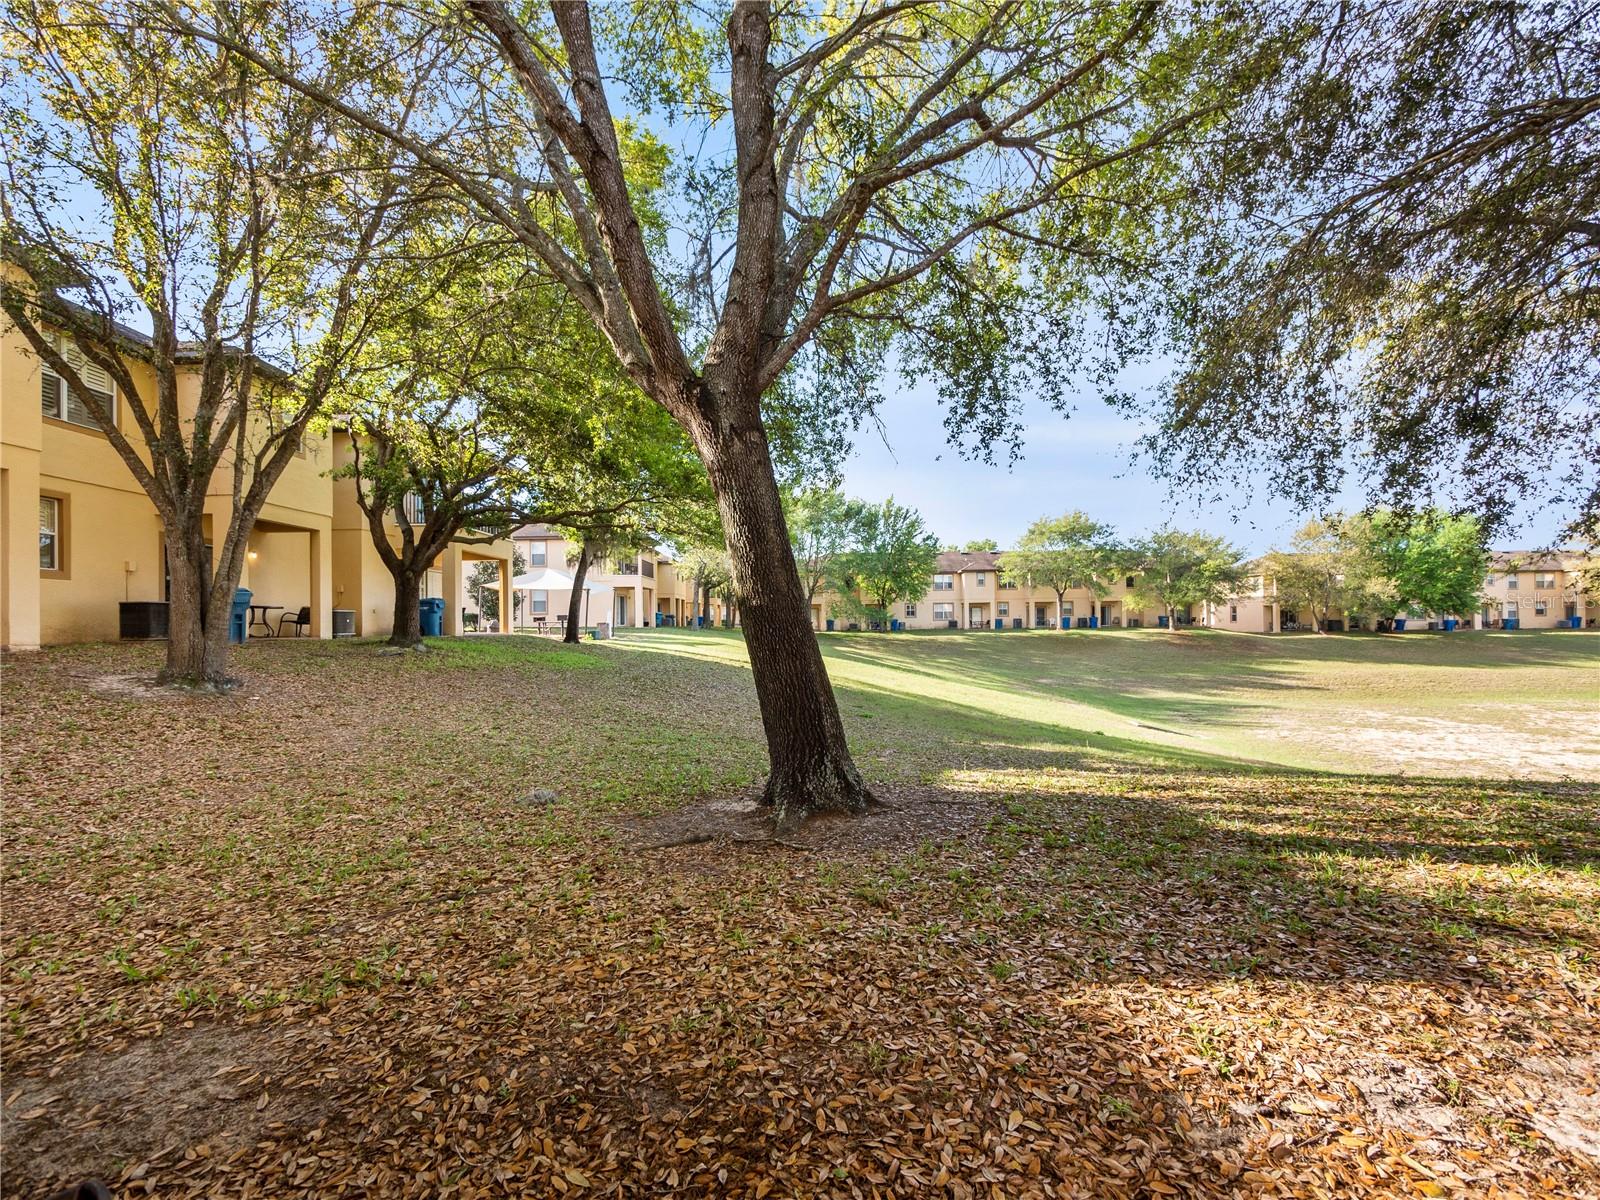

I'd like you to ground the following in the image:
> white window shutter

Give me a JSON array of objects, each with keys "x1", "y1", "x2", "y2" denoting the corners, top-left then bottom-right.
[{"x1": 50, "y1": 333, "x2": 115, "y2": 427}]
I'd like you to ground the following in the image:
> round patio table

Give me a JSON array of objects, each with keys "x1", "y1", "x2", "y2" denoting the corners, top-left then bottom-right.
[{"x1": 248, "y1": 604, "x2": 283, "y2": 637}]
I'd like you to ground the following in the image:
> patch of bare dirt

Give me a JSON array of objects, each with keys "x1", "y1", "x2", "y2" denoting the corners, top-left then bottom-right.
[
  {"x1": 3, "y1": 1021, "x2": 335, "y2": 1188},
  {"x1": 1521, "y1": 1054, "x2": 1600, "y2": 1161},
  {"x1": 74, "y1": 672, "x2": 195, "y2": 702},
  {"x1": 1258, "y1": 709, "x2": 1600, "y2": 780},
  {"x1": 1350, "y1": 1056, "x2": 1466, "y2": 1150},
  {"x1": 1350, "y1": 1051, "x2": 1600, "y2": 1171}
]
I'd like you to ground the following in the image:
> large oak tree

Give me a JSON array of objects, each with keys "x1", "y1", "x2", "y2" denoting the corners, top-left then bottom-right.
[
  {"x1": 168, "y1": 0, "x2": 1279, "y2": 816},
  {"x1": 0, "y1": 2, "x2": 447, "y2": 685}
]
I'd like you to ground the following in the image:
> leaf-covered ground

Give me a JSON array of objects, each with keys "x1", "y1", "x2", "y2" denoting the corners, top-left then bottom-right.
[{"x1": 3, "y1": 629, "x2": 1597, "y2": 1198}]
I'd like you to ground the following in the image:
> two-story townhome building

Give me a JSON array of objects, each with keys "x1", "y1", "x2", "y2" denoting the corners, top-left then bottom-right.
[
  {"x1": 2, "y1": 299, "x2": 513, "y2": 648},
  {"x1": 1481, "y1": 551, "x2": 1596, "y2": 629},
  {"x1": 816, "y1": 549, "x2": 1186, "y2": 632},
  {"x1": 1199, "y1": 550, "x2": 1598, "y2": 633},
  {"x1": 508, "y1": 525, "x2": 710, "y2": 631}
]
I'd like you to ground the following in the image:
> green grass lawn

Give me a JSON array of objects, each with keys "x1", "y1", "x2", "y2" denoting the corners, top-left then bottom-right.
[
  {"x1": 2, "y1": 628, "x2": 1596, "y2": 1198},
  {"x1": 631, "y1": 624, "x2": 1600, "y2": 779}
]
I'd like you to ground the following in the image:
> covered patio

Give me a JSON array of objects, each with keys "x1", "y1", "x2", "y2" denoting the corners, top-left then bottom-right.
[
  {"x1": 239, "y1": 514, "x2": 330, "y2": 639},
  {"x1": 456, "y1": 546, "x2": 517, "y2": 634},
  {"x1": 509, "y1": 565, "x2": 613, "y2": 635}
]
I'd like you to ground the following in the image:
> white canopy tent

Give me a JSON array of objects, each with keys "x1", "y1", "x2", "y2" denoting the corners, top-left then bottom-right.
[{"x1": 510, "y1": 566, "x2": 613, "y2": 629}]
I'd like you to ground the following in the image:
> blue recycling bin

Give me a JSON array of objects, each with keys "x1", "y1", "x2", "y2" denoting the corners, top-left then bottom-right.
[
  {"x1": 825, "y1": 618, "x2": 834, "y2": 631},
  {"x1": 229, "y1": 587, "x2": 252, "y2": 644},
  {"x1": 418, "y1": 596, "x2": 444, "y2": 637},
  {"x1": 1393, "y1": 618, "x2": 1406, "y2": 632},
  {"x1": 1503, "y1": 617, "x2": 1519, "y2": 630},
  {"x1": 993, "y1": 618, "x2": 1003, "y2": 630},
  {"x1": 1089, "y1": 616, "x2": 1099, "y2": 629},
  {"x1": 1158, "y1": 614, "x2": 1169, "y2": 628},
  {"x1": 1443, "y1": 618, "x2": 1458, "y2": 632},
  {"x1": 1570, "y1": 616, "x2": 1583, "y2": 629}
]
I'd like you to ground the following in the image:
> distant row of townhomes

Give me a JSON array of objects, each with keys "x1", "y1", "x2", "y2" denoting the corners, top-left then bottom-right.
[
  {"x1": 1, "y1": 313, "x2": 1594, "y2": 649},
  {"x1": 838, "y1": 548, "x2": 1598, "y2": 635}
]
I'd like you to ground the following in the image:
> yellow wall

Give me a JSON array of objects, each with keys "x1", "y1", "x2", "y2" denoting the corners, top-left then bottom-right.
[{"x1": 2, "y1": 304, "x2": 335, "y2": 646}]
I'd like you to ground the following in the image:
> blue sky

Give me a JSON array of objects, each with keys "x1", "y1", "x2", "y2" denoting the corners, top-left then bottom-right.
[{"x1": 838, "y1": 370, "x2": 1572, "y2": 555}]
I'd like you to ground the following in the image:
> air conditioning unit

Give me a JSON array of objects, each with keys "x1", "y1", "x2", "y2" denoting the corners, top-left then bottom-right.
[
  {"x1": 332, "y1": 609, "x2": 355, "y2": 637},
  {"x1": 119, "y1": 601, "x2": 169, "y2": 639}
]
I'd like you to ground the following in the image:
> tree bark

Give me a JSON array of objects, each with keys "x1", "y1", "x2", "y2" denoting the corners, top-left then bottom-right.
[
  {"x1": 160, "y1": 522, "x2": 236, "y2": 688},
  {"x1": 390, "y1": 568, "x2": 424, "y2": 647},
  {"x1": 564, "y1": 540, "x2": 591, "y2": 644},
  {"x1": 687, "y1": 388, "x2": 871, "y2": 819}
]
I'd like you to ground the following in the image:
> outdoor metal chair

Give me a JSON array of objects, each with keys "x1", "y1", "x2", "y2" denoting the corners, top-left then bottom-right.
[{"x1": 277, "y1": 605, "x2": 312, "y2": 637}]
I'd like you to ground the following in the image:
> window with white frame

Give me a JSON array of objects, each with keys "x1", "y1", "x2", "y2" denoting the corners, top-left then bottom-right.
[
  {"x1": 997, "y1": 602, "x2": 1008, "y2": 617},
  {"x1": 1483, "y1": 574, "x2": 1496, "y2": 588},
  {"x1": 1506, "y1": 575, "x2": 1519, "y2": 590},
  {"x1": 933, "y1": 574, "x2": 953, "y2": 590},
  {"x1": 1062, "y1": 601, "x2": 1074, "y2": 616},
  {"x1": 531, "y1": 589, "x2": 548, "y2": 614},
  {"x1": 1506, "y1": 600, "x2": 1519, "y2": 614},
  {"x1": 1230, "y1": 605, "x2": 1238, "y2": 622},
  {"x1": 1535, "y1": 599, "x2": 1548, "y2": 616},
  {"x1": 529, "y1": 544, "x2": 547, "y2": 566},
  {"x1": 975, "y1": 572, "x2": 986, "y2": 587},
  {"x1": 39, "y1": 497, "x2": 62, "y2": 571},
  {"x1": 933, "y1": 602, "x2": 954, "y2": 621},
  {"x1": 904, "y1": 602, "x2": 917, "y2": 618},
  {"x1": 40, "y1": 336, "x2": 115, "y2": 430},
  {"x1": 1535, "y1": 573, "x2": 1556, "y2": 590}
]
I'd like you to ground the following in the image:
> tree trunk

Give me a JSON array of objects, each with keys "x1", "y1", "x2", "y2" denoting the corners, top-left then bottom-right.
[
  {"x1": 564, "y1": 541, "x2": 591, "y2": 644},
  {"x1": 160, "y1": 523, "x2": 236, "y2": 688},
  {"x1": 689, "y1": 390, "x2": 871, "y2": 819},
  {"x1": 390, "y1": 568, "x2": 424, "y2": 647}
]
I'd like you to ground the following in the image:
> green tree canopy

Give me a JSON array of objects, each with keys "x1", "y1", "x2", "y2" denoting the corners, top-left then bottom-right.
[
  {"x1": 1262, "y1": 516, "x2": 1392, "y2": 632},
  {"x1": 1128, "y1": 530, "x2": 1247, "y2": 625},
  {"x1": 1362, "y1": 511, "x2": 1489, "y2": 619},
  {"x1": 169, "y1": 0, "x2": 1292, "y2": 815},
  {"x1": 1141, "y1": 3, "x2": 1600, "y2": 537},
  {"x1": 0, "y1": 1, "x2": 439, "y2": 684},
  {"x1": 837, "y1": 499, "x2": 940, "y2": 625},
  {"x1": 999, "y1": 513, "x2": 1120, "y2": 614},
  {"x1": 785, "y1": 488, "x2": 866, "y2": 606}
]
